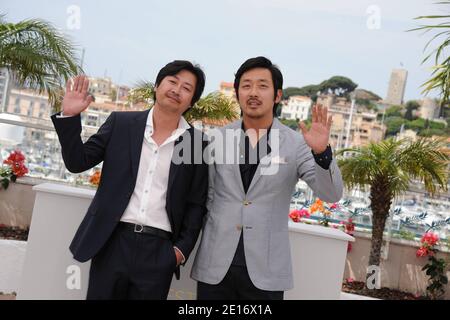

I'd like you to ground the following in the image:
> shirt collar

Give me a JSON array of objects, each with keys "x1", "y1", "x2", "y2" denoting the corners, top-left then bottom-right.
[{"x1": 146, "y1": 107, "x2": 190, "y2": 138}]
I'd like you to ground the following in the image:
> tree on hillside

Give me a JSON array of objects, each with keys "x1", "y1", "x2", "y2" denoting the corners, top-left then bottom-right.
[
  {"x1": 318, "y1": 76, "x2": 358, "y2": 97},
  {"x1": 283, "y1": 85, "x2": 320, "y2": 101},
  {"x1": 404, "y1": 100, "x2": 420, "y2": 121}
]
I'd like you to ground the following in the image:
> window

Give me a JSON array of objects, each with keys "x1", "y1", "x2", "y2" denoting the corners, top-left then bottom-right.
[
  {"x1": 86, "y1": 114, "x2": 98, "y2": 127},
  {"x1": 28, "y1": 102, "x2": 35, "y2": 117}
]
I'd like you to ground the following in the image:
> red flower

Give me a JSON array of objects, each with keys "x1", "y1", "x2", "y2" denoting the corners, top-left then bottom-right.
[
  {"x1": 416, "y1": 247, "x2": 429, "y2": 258},
  {"x1": 289, "y1": 209, "x2": 310, "y2": 222},
  {"x1": 329, "y1": 203, "x2": 338, "y2": 210},
  {"x1": 3, "y1": 150, "x2": 25, "y2": 164},
  {"x1": 3, "y1": 150, "x2": 28, "y2": 178},
  {"x1": 289, "y1": 210, "x2": 301, "y2": 222},
  {"x1": 421, "y1": 232, "x2": 439, "y2": 247}
]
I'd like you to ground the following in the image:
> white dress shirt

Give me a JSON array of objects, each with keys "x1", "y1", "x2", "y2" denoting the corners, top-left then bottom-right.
[{"x1": 120, "y1": 108, "x2": 189, "y2": 231}]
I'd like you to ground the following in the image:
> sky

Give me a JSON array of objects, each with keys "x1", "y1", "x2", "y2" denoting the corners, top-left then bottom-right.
[{"x1": 2, "y1": 0, "x2": 446, "y2": 101}]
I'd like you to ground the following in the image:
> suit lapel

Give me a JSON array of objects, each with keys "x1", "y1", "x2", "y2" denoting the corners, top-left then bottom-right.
[
  {"x1": 167, "y1": 131, "x2": 186, "y2": 194},
  {"x1": 229, "y1": 120, "x2": 245, "y2": 194},
  {"x1": 129, "y1": 109, "x2": 150, "y2": 181}
]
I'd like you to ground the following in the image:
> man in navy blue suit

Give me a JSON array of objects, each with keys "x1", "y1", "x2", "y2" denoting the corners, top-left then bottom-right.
[{"x1": 51, "y1": 60, "x2": 208, "y2": 299}]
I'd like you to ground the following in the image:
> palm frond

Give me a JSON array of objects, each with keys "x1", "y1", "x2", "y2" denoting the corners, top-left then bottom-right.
[
  {"x1": 185, "y1": 91, "x2": 239, "y2": 123},
  {"x1": 337, "y1": 137, "x2": 449, "y2": 197},
  {"x1": 127, "y1": 80, "x2": 155, "y2": 105},
  {"x1": 0, "y1": 17, "x2": 81, "y2": 107},
  {"x1": 408, "y1": 1, "x2": 450, "y2": 106}
]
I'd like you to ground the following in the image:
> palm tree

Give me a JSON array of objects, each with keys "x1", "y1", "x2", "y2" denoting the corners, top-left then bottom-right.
[
  {"x1": 409, "y1": 1, "x2": 450, "y2": 109},
  {"x1": 337, "y1": 138, "x2": 449, "y2": 284},
  {"x1": 0, "y1": 15, "x2": 81, "y2": 108},
  {"x1": 127, "y1": 80, "x2": 240, "y2": 123}
]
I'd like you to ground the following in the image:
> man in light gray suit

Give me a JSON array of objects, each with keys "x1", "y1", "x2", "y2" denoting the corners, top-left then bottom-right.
[{"x1": 191, "y1": 56, "x2": 343, "y2": 299}]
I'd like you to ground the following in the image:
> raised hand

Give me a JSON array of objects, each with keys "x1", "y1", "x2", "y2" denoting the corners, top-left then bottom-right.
[
  {"x1": 61, "y1": 75, "x2": 93, "y2": 116},
  {"x1": 298, "y1": 104, "x2": 332, "y2": 154}
]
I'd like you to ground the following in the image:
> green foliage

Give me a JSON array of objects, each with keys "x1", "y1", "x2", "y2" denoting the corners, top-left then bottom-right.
[
  {"x1": 337, "y1": 138, "x2": 449, "y2": 276},
  {"x1": 385, "y1": 105, "x2": 404, "y2": 118},
  {"x1": 422, "y1": 255, "x2": 449, "y2": 299},
  {"x1": 282, "y1": 85, "x2": 320, "y2": 100},
  {"x1": 398, "y1": 229, "x2": 416, "y2": 241},
  {"x1": 384, "y1": 112, "x2": 448, "y2": 137},
  {"x1": 283, "y1": 76, "x2": 358, "y2": 102},
  {"x1": 318, "y1": 76, "x2": 358, "y2": 97},
  {"x1": 405, "y1": 100, "x2": 420, "y2": 121},
  {"x1": 0, "y1": 16, "x2": 81, "y2": 109},
  {"x1": 337, "y1": 137, "x2": 449, "y2": 205},
  {"x1": 385, "y1": 116, "x2": 406, "y2": 136},
  {"x1": 186, "y1": 91, "x2": 239, "y2": 123},
  {"x1": 418, "y1": 128, "x2": 447, "y2": 137},
  {"x1": 409, "y1": 1, "x2": 450, "y2": 107}
]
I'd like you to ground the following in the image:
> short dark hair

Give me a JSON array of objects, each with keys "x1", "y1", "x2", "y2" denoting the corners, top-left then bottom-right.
[
  {"x1": 155, "y1": 60, "x2": 206, "y2": 106},
  {"x1": 234, "y1": 56, "x2": 283, "y2": 116}
]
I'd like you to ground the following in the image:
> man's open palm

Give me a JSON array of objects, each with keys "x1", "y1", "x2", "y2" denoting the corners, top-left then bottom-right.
[
  {"x1": 62, "y1": 75, "x2": 93, "y2": 116},
  {"x1": 298, "y1": 104, "x2": 332, "y2": 154}
]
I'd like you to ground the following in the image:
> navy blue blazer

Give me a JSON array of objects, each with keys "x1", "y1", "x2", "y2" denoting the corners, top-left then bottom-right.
[{"x1": 51, "y1": 109, "x2": 208, "y2": 279}]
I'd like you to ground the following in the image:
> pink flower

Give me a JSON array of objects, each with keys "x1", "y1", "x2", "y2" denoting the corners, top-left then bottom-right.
[
  {"x1": 330, "y1": 203, "x2": 338, "y2": 210},
  {"x1": 346, "y1": 277, "x2": 354, "y2": 283},
  {"x1": 298, "y1": 209, "x2": 310, "y2": 219}
]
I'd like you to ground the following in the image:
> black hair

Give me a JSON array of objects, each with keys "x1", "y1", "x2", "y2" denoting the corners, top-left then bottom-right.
[
  {"x1": 234, "y1": 56, "x2": 283, "y2": 116},
  {"x1": 154, "y1": 60, "x2": 205, "y2": 107}
]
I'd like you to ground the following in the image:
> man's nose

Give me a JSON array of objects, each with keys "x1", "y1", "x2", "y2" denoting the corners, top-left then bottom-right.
[
  {"x1": 249, "y1": 85, "x2": 258, "y2": 97},
  {"x1": 171, "y1": 86, "x2": 181, "y2": 95}
]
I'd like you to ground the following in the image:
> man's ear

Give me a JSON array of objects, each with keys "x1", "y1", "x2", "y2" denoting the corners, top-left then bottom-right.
[{"x1": 275, "y1": 89, "x2": 283, "y2": 104}]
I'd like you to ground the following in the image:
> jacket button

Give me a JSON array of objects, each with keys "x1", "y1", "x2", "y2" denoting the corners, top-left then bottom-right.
[{"x1": 243, "y1": 200, "x2": 252, "y2": 206}]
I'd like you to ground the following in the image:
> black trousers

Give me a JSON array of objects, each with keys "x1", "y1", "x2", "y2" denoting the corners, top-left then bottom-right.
[
  {"x1": 86, "y1": 223, "x2": 177, "y2": 300},
  {"x1": 197, "y1": 265, "x2": 284, "y2": 300}
]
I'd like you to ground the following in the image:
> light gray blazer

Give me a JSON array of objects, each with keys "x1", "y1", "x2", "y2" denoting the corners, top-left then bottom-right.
[{"x1": 191, "y1": 118, "x2": 343, "y2": 291}]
